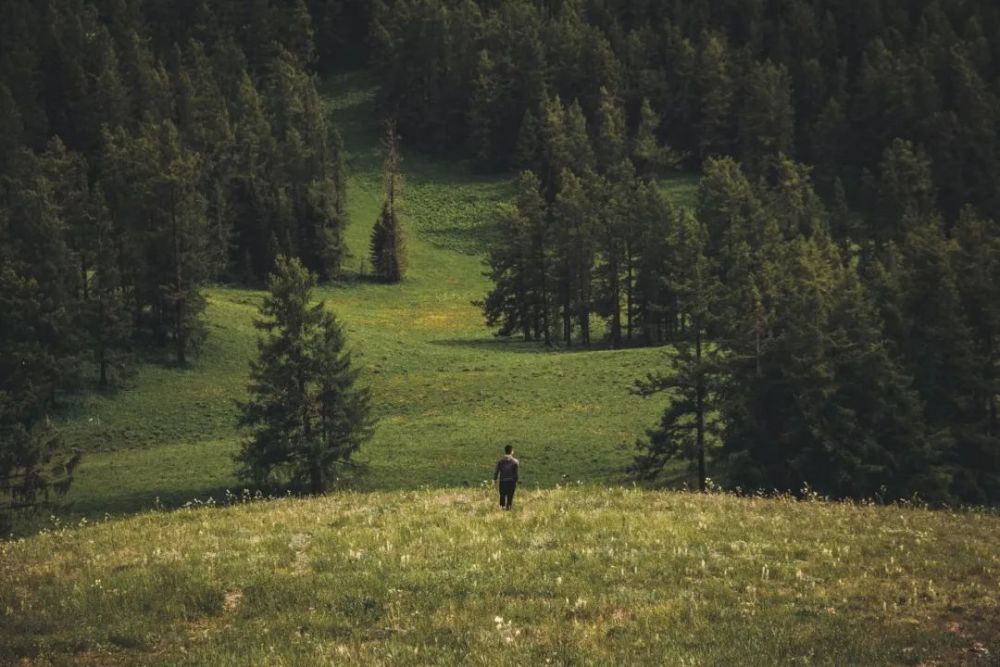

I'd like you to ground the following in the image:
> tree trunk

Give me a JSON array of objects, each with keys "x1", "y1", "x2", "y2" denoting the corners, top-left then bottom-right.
[
  {"x1": 695, "y1": 325, "x2": 706, "y2": 492},
  {"x1": 80, "y1": 254, "x2": 89, "y2": 301},
  {"x1": 609, "y1": 238, "x2": 621, "y2": 348},
  {"x1": 98, "y1": 297, "x2": 108, "y2": 388},
  {"x1": 171, "y1": 187, "x2": 186, "y2": 365},
  {"x1": 538, "y1": 231, "x2": 551, "y2": 346},
  {"x1": 562, "y1": 281, "x2": 572, "y2": 346},
  {"x1": 988, "y1": 333, "x2": 997, "y2": 436},
  {"x1": 625, "y1": 242, "x2": 633, "y2": 342},
  {"x1": 309, "y1": 462, "x2": 324, "y2": 495}
]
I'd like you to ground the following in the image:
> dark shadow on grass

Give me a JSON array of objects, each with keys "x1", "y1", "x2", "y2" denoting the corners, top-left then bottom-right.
[
  {"x1": 420, "y1": 224, "x2": 497, "y2": 255},
  {"x1": 429, "y1": 337, "x2": 656, "y2": 354}
]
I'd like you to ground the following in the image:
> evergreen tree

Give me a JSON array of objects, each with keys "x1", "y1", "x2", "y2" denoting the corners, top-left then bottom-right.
[
  {"x1": 739, "y1": 61, "x2": 795, "y2": 179},
  {"x1": 85, "y1": 185, "x2": 133, "y2": 387},
  {"x1": 236, "y1": 257, "x2": 373, "y2": 494},
  {"x1": 552, "y1": 169, "x2": 596, "y2": 345},
  {"x1": 695, "y1": 33, "x2": 734, "y2": 162},
  {"x1": 512, "y1": 108, "x2": 542, "y2": 174},
  {"x1": 595, "y1": 87, "x2": 626, "y2": 174},
  {"x1": 631, "y1": 183, "x2": 678, "y2": 345},
  {"x1": 721, "y1": 230, "x2": 948, "y2": 500},
  {"x1": 632, "y1": 98, "x2": 684, "y2": 179},
  {"x1": 370, "y1": 119, "x2": 407, "y2": 282},
  {"x1": 0, "y1": 82, "x2": 24, "y2": 171},
  {"x1": 482, "y1": 171, "x2": 550, "y2": 342},
  {"x1": 594, "y1": 160, "x2": 633, "y2": 347},
  {"x1": 873, "y1": 139, "x2": 936, "y2": 246},
  {"x1": 139, "y1": 119, "x2": 210, "y2": 363},
  {"x1": 0, "y1": 157, "x2": 82, "y2": 527},
  {"x1": 564, "y1": 99, "x2": 595, "y2": 176},
  {"x1": 953, "y1": 206, "x2": 1000, "y2": 500},
  {"x1": 467, "y1": 49, "x2": 496, "y2": 166},
  {"x1": 633, "y1": 212, "x2": 723, "y2": 490}
]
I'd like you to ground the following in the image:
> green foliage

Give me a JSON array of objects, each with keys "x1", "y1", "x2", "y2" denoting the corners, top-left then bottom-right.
[
  {"x1": 370, "y1": 120, "x2": 407, "y2": 283},
  {"x1": 633, "y1": 213, "x2": 723, "y2": 490},
  {"x1": 236, "y1": 257, "x2": 373, "y2": 494}
]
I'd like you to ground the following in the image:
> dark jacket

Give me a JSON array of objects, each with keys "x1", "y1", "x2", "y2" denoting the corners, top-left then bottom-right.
[{"x1": 494, "y1": 455, "x2": 519, "y2": 483}]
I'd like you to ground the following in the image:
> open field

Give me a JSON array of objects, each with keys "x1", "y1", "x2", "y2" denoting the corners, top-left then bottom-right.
[
  {"x1": 54, "y1": 71, "x2": 696, "y2": 519},
  {"x1": 3, "y1": 487, "x2": 999, "y2": 665}
]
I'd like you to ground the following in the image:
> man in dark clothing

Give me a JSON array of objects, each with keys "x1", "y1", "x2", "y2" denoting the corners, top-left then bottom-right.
[{"x1": 493, "y1": 445, "x2": 519, "y2": 510}]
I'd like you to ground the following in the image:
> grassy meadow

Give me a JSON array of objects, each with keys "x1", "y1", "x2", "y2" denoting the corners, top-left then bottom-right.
[
  {"x1": 3, "y1": 487, "x2": 999, "y2": 665},
  {"x1": 56, "y1": 71, "x2": 695, "y2": 518},
  {"x1": 6, "y1": 71, "x2": 1000, "y2": 666}
]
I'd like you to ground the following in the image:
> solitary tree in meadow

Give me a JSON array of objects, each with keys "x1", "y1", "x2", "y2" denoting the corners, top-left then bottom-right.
[
  {"x1": 370, "y1": 119, "x2": 406, "y2": 282},
  {"x1": 236, "y1": 257, "x2": 373, "y2": 494}
]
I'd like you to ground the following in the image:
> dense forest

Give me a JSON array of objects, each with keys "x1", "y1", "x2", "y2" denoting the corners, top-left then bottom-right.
[{"x1": 1, "y1": 0, "x2": 999, "y2": 511}]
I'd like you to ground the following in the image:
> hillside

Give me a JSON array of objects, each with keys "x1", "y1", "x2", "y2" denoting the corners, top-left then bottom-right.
[
  {"x1": 53, "y1": 71, "x2": 698, "y2": 519},
  {"x1": 3, "y1": 487, "x2": 999, "y2": 665}
]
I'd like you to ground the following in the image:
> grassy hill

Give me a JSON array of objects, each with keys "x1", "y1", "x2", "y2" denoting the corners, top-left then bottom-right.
[
  {"x1": 55, "y1": 70, "x2": 698, "y2": 518},
  {"x1": 4, "y1": 487, "x2": 999, "y2": 665}
]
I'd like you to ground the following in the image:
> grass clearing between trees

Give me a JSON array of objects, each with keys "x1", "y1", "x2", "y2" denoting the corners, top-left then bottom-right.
[
  {"x1": 8, "y1": 70, "x2": 1000, "y2": 666},
  {"x1": 4, "y1": 488, "x2": 999, "y2": 665},
  {"x1": 56, "y1": 70, "x2": 685, "y2": 519}
]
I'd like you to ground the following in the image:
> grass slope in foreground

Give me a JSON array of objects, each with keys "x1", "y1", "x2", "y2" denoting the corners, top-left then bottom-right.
[
  {"x1": 56, "y1": 70, "x2": 697, "y2": 518},
  {"x1": 4, "y1": 488, "x2": 999, "y2": 665}
]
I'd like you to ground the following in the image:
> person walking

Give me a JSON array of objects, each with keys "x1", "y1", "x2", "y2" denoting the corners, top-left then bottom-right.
[{"x1": 493, "y1": 445, "x2": 519, "y2": 510}]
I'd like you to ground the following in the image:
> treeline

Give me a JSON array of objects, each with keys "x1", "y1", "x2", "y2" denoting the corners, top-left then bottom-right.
[
  {"x1": 461, "y1": 1, "x2": 1000, "y2": 501},
  {"x1": 0, "y1": 0, "x2": 356, "y2": 517},
  {"x1": 631, "y1": 151, "x2": 1000, "y2": 504},
  {"x1": 481, "y1": 91, "x2": 684, "y2": 347},
  {"x1": 372, "y1": 0, "x2": 1000, "y2": 222}
]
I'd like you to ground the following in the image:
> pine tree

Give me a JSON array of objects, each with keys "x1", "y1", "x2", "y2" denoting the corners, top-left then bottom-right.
[
  {"x1": 721, "y1": 230, "x2": 947, "y2": 500},
  {"x1": 595, "y1": 87, "x2": 626, "y2": 174},
  {"x1": 0, "y1": 82, "x2": 24, "y2": 172},
  {"x1": 633, "y1": 212, "x2": 723, "y2": 490},
  {"x1": 695, "y1": 33, "x2": 734, "y2": 162},
  {"x1": 632, "y1": 98, "x2": 684, "y2": 179},
  {"x1": 86, "y1": 185, "x2": 132, "y2": 387},
  {"x1": 370, "y1": 119, "x2": 407, "y2": 282},
  {"x1": 0, "y1": 155, "x2": 82, "y2": 527},
  {"x1": 236, "y1": 257, "x2": 373, "y2": 494},
  {"x1": 539, "y1": 95, "x2": 569, "y2": 201},
  {"x1": 631, "y1": 183, "x2": 678, "y2": 345},
  {"x1": 467, "y1": 49, "x2": 496, "y2": 166},
  {"x1": 873, "y1": 139, "x2": 936, "y2": 246},
  {"x1": 552, "y1": 169, "x2": 595, "y2": 345},
  {"x1": 512, "y1": 108, "x2": 542, "y2": 175},
  {"x1": 953, "y1": 206, "x2": 1000, "y2": 500},
  {"x1": 139, "y1": 119, "x2": 210, "y2": 363},
  {"x1": 739, "y1": 61, "x2": 795, "y2": 180},
  {"x1": 481, "y1": 171, "x2": 550, "y2": 342},
  {"x1": 564, "y1": 99, "x2": 595, "y2": 176},
  {"x1": 595, "y1": 160, "x2": 634, "y2": 347},
  {"x1": 175, "y1": 40, "x2": 235, "y2": 281}
]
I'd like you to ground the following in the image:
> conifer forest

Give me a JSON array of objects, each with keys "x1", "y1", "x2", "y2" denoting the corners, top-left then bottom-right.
[{"x1": 2, "y1": 2, "x2": 1000, "y2": 662}]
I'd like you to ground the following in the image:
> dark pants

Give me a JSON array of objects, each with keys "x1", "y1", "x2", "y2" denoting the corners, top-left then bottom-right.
[{"x1": 499, "y1": 480, "x2": 516, "y2": 510}]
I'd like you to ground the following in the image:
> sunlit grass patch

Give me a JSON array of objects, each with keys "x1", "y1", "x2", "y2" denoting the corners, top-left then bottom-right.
[{"x1": 3, "y1": 488, "x2": 998, "y2": 665}]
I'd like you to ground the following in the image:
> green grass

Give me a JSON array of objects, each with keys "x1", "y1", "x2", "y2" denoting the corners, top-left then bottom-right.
[
  {"x1": 10, "y1": 74, "x2": 1000, "y2": 663},
  {"x1": 3, "y1": 488, "x2": 998, "y2": 665},
  {"x1": 55, "y1": 70, "x2": 694, "y2": 518}
]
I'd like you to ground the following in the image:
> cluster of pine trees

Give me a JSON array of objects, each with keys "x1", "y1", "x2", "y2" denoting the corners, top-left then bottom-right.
[
  {"x1": 372, "y1": 0, "x2": 1000, "y2": 222},
  {"x1": 0, "y1": 0, "x2": 355, "y2": 516},
  {"x1": 634, "y1": 151, "x2": 1000, "y2": 503},
  {"x1": 456, "y1": 1, "x2": 1000, "y2": 501},
  {"x1": 482, "y1": 90, "x2": 685, "y2": 347}
]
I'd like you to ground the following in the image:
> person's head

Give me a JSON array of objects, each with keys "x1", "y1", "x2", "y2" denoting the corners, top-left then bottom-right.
[{"x1": 504, "y1": 445, "x2": 513, "y2": 455}]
